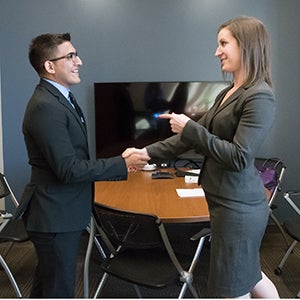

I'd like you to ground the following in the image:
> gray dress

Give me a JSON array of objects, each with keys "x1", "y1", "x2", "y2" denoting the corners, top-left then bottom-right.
[{"x1": 205, "y1": 191, "x2": 269, "y2": 297}]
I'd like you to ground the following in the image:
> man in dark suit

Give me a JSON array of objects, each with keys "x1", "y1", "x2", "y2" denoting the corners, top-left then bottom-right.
[{"x1": 16, "y1": 33, "x2": 149, "y2": 298}]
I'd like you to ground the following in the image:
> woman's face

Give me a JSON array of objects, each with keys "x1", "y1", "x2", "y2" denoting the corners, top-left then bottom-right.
[{"x1": 215, "y1": 27, "x2": 242, "y2": 76}]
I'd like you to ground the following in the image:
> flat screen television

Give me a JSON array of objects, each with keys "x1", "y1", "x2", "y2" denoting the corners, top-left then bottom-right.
[{"x1": 94, "y1": 81, "x2": 230, "y2": 163}]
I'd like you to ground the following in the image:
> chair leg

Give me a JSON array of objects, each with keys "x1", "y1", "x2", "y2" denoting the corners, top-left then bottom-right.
[
  {"x1": 178, "y1": 282, "x2": 189, "y2": 298},
  {"x1": 93, "y1": 235, "x2": 107, "y2": 259},
  {"x1": 270, "y1": 212, "x2": 290, "y2": 248},
  {"x1": 179, "y1": 282, "x2": 199, "y2": 298},
  {"x1": 84, "y1": 217, "x2": 95, "y2": 298},
  {"x1": 188, "y1": 284, "x2": 199, "y2": 298},
  {"x1": 274, "y1": 240, "x2": 298, "y2": 275},
  {"x1": 133, "y1": 284, "x2": 142, "y2": 298},
  {"x1": 93, "y1": 272, "x2": 109, "y2": 298},
  {"x1": 84, "y1": 217, "x2": 109, "y2": 298},
  {"x1": 178, "y1": 229, "x2": 209, "y2": 298},
  {"x1": 86, "y1": 224, "x2": 107, "y2": 259},
  {"x1": 0, "y1": 255, "x2": 22, "y2": 298}
]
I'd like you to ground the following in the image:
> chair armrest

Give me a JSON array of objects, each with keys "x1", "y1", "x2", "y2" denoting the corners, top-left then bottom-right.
[
  {"x1": 285, "y1": 190, "x2": 300, "y2": 196},
  {"x1": 0, "y1": 211, "x2": 13, "y2": 219},
  {"x1": 190, "y1": 228, "x2": 211, "y2": 241},
  {"x1": 284, "y1": 191, "x2": 300, "y2": 216}
]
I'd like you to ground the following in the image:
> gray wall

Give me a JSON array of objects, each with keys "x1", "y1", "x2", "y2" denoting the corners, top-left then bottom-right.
[{"x1": 0, "y1": 0, "x2": 299, "y2": 221}]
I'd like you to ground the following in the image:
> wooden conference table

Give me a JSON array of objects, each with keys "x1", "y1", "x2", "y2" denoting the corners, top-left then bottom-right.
[{"x1": 94, "y1": 168, "x2": 209, "y2": 223}]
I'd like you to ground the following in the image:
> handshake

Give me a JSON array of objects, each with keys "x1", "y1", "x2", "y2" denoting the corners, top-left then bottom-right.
[
  {"x1": 121, "y1": 113, "x2": 191, "y2": 172},
  {"x1": 122, "y1": 147, "x2": 150, "y2": 172}
]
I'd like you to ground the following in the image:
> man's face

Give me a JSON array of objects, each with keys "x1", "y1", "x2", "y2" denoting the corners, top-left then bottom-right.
[{"x1": 46, "y1": 41, "x2": 82, "y2": 88}]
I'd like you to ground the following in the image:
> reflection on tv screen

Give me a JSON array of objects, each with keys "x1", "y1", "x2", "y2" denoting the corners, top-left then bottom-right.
[{"x1": 95, "y1": 81, "x2": 230, "y2": 158}]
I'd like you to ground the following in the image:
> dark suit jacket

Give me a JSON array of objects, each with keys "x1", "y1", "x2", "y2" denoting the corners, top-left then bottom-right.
[
  {"x1": 16, "y1": 79, "x2": 128, "y2": 232},
  {"x1": 146, "y1": 81, "x2": 276, "y2": 202}
]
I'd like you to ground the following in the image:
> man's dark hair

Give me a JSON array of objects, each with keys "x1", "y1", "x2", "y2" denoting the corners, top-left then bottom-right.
[{"x1": 29, "y1": 33, "x2": 71, "y2": 75}]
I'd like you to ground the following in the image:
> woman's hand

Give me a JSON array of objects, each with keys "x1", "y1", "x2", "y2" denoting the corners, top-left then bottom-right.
[{"x1": 158, "y1": 113, "x2": 191, "y2": 133}]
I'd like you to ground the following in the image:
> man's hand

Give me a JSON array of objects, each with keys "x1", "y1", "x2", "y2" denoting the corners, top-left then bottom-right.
[
  {"x1": 158, "y1": 113, "x2": 190, "y2": 133},
  {"x1": 122, "y1": 147, "x2": 150, "y2": 172}
]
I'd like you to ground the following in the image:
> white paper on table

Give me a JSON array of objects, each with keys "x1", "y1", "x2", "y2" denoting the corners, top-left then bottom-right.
[{"x1": 176, "y1": 188, "x2": 205, "y2": 198}]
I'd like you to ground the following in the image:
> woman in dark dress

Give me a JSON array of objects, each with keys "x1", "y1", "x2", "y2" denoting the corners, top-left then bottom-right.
[{"x1": 123, "y1": 16, "x2": 279, "y2": 298}]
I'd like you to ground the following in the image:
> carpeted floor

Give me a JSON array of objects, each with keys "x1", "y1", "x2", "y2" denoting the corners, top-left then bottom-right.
[{"x1": 0, "y1": 224, "x2": 299, "y2": 298}]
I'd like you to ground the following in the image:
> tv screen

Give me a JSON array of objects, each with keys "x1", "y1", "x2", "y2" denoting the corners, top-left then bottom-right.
[{"x1": 95, "y1": 81, "x2": 230, "y2": 160}]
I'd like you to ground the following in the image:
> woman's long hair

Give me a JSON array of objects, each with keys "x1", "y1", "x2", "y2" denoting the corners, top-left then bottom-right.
[{"x1": 218, "y1": 16, "x2": 272, "y2": 87}]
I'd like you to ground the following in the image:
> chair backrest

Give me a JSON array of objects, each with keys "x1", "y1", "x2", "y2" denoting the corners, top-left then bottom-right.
[
  {"x1": 0, "y1": 173, "x2": 19, "y2": 208},
  {"x1": 93, "y1": 203, "x2": 163, "y2": 250},
  {"x1": 254, "y1": 157, "x2": 286, "y2": 206}
]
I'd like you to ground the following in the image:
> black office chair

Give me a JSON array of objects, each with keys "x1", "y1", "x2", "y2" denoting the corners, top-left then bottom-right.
[
  {"x1": 0, "y1": 173, "x2": 29, "y2": 298},
  {"x1": 274, "y1": 191, "x2": 300, "y2": 298},
  {"x1": 254, "y1": 157, "x2": 289, "y2": 247},
  {"x1": 83, "y1": 203, "x2": 211, "y2": 298}
]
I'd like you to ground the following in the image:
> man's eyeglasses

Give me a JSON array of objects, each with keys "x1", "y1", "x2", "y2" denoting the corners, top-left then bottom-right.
[{"x1": 49, "y1": 52, "x2": 79, "y2": 62}]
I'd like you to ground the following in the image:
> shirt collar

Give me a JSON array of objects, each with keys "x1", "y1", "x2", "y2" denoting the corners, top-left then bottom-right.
[{"x1": 43, "y1": 78, "x2": 70, "y2": 100}]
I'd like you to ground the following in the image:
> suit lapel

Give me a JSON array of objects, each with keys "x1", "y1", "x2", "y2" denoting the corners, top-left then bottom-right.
[
  {"x1": 39, "y1": 79, "x2": 88, "y2": 137},
  {"x1": 207, "y1": 87, "x2": 244, "y2": 130},
  {"x1": 217, "y1": 87, "x2": 243, "y2": 111},
  {"x1": 198, "y1": 86, "x2": 243, "y2": 185}
]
